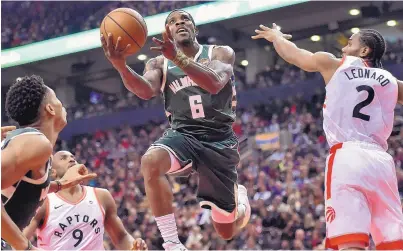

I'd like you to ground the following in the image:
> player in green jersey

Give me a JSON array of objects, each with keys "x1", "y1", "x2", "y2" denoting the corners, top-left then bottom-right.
[{"x1": 101, "y1": 9, "x2": 250, "y2": 250}]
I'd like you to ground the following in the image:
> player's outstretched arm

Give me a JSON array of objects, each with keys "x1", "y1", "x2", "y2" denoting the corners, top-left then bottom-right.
[
  {"x1": 1, "y1": 134, "x2": 52, "y2": 250},
  {"x1": 252, "y1": 23, "x2": 341, "y2": 83},
  {"x1": 101, "y1": 34, "x2": 162, "y2": 100},
  {"x1": 96, "y1": 188, "x2": 148, "y2": 250},
  {"x1": 151, "y1": 25, "x2": 234, "y2": 94},
  {"x1": 23, "y1": 200, "x2": 47, "y2": 240},
  {"x1": 48, "y1": 164, "x2": 97, "y2": 193},
  {"x1": 397, "y1": 79, "x2": 403, "y2": 105}
]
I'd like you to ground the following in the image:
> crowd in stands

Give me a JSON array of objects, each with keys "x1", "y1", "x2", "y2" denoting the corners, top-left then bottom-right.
[
  {"x1": 1, "y1": 1, "x2": 204, "y2": 49},
  {"x1": 51, "y1": 90, "x2": 403, "y2": 250}
]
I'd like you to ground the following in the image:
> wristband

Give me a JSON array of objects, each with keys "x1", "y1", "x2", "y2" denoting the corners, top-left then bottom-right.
[
  {"x1": 55, "y1": 180, "x2": 62, "y2": 193},
  {"x1": 25, "y1": 240, "x2": 32, "y2": 250},
  {"x1": 172, "y1": 50, "x2": 190, "y2": 69}
]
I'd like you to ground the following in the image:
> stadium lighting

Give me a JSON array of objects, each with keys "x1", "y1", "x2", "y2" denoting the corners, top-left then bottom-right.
[
  {"x1": 310, "y1": 35, "x2": 321, "y2": 42},
  {"x1": 387, "y1": 20, "x2": 397, "y2": 27},
  {"x1": 349, "y1": 9, "x2": 360, "y2": 16},
  {"x1": 137, "y1": 54, "x2": 147, "y2": 61},
  {"x1": 241, "y1": 60, "x2": 249, "y2": 66},
  {"x1": 351, "y1": 27, "x2": 360, "y2": 34}
]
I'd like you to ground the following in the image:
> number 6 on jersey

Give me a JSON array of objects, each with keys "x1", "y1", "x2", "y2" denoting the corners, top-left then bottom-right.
[{"x1": 189, "y1": 95, "x2": 205, "y2": 119}]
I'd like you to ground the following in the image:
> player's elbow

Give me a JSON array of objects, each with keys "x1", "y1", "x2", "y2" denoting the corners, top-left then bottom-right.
[
  {"x1": 137, "y1": 92, "x2": 155, "y2": 100},
  {"x1": 209, "y1": 86, "x2": 221, "y2": 95},
  {"x1": 126, "y1": 87, "x2": 156, "y2": 100},
  {"x1": 208, "y1": 81, "x2": 225, "y2": 95}
]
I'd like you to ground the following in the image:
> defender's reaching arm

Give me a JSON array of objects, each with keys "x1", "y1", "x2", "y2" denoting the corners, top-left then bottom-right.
[
  {"x1": 101, "y1": 34, "x2": 162, "y2": 100},
  {"x1": 252, "y1": 23, "x2": 340, "y2": 83}
]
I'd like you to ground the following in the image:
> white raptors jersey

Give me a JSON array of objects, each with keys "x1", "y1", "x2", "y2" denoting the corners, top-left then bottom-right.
[
  {"x1": 323, "y1": 56, "x2": 398, "y2": 150},
  {"x1": 37, "y1": 186, "x2": 105, "y2": 250}
]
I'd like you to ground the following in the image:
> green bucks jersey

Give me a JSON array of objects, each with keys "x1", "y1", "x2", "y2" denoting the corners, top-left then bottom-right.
[{"x1": 161, "y1": 44, "x2": 237, "y2": 138}]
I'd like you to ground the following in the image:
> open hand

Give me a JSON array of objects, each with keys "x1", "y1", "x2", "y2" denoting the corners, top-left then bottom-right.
[
  {"x1": 1, "y1": 126, "x2": 16, "y2": 141},
  {"x1": 150, "y1": 25, "x2": 178, "y2": 61},
  {"x1": 251, "y1": 23, "x2": 292, "y2": 42},
  {"x1": 58, "y1": 164, "x2": 97, "y2": 190},
  {"x1": 101, "y1": 33, "x2": 131, "y2": 71},
  {"x1": 131, "y1": 238, "x2": 148, "y2": 250}
]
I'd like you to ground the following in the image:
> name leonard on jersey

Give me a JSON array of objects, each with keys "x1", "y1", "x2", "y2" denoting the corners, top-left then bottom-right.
[
  {"x1": 53, "y1": 213, "x2": 101, "y2": 238},
  {"x1": 344, "y1": 68, "x2": 391, "y2": 87}
]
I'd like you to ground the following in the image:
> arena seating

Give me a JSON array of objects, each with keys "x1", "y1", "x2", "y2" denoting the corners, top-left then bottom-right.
[{"x1": 1, "y1": 1, "x2": 204, "y2": 49}]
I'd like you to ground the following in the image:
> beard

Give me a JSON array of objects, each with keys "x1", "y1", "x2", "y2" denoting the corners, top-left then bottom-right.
[
  {"x1": 178, "y1": 39, "x2": 192, "y2": 47},
  {"x1": 175, "y1": 34, "x2": 194, "y2": 47}
]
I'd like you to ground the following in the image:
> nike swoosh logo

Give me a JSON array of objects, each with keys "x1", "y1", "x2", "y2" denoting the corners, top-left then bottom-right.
[
  {"x1": 168, "y1": 66, "x2": 176, "y2": 69},
  {"x1": 54, "y1": 205, "x2": 63, "y2": 209}
]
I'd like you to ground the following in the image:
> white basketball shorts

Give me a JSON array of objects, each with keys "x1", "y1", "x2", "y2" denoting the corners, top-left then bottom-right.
[{"x1": 324, "y1": 141, "x2": 403, "y2": 250}]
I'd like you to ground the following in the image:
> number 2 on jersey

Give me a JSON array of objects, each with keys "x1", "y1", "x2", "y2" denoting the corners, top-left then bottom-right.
[
  {"x1": 352, "y1": 85, "x2": 375, "y2": 121},
  {"x1": 72, "y1": 229, "x2": 83, "y2": 247},
  {"x1": 189, "y1": 95, "x2": 205, "y2": 119}
]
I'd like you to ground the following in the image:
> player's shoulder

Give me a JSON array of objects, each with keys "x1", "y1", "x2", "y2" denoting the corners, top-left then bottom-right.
[
  {"x1": 212, "y1": 45, "x2": 235, "y2": 55},
  {"x1": 313, "y1": 51, "x2": 341, "y2": 65},
  {"x1": 4, "y1": 130, "x2": 51, "y2": 154},
  {"x1": 211, "y1": 45, "x2": 235, "y2": 63},
  {"x1": 94, "y1": 187, "x2": 109, "y2": 194},
  {"x1": 146, "y1": 55, "x2": 164, "y2": 67},
  {"x1": 93, "y1": 187, "x2": 115, "y2": 210},
  {"x1": 93, "y1": 187, "x2": 113, "y2": 200},
  {"x1": 143, "y1": 56, "x2": 165, "y2": 74}
]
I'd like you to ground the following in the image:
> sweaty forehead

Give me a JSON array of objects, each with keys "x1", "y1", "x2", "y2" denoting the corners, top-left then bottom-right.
[
  {"x1": 167, "y1": 11, "x2": 190, "y2": 21},
  {"x1": 54, "y1": 151, "x2": 73, "y2": 159}
]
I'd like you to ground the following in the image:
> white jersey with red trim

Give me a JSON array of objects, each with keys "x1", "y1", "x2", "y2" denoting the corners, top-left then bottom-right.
[
  {"x1": 37, "y1": 186, "x2": 105, "y2": 250},
  {"x1": 323, "y1": 56, "x2": 398, "y2": 150}
]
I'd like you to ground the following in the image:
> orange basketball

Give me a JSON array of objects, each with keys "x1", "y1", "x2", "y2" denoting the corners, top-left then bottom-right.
[{"x1": 100, "y1": 8, "x2": 148, "y2": 56}]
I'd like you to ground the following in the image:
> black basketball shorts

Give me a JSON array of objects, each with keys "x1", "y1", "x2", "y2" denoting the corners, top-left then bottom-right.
[{"x1": 149, "y1": 128, "x2": 240, "y2": 213}]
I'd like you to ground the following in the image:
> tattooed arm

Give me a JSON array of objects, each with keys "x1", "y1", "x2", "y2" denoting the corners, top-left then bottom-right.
[
  {"x1": 178, "y1": 46, "x2": 235, "y2": 94},
  {"x1": 117, "y1": 56, "x2": 164, "y2": 100}
]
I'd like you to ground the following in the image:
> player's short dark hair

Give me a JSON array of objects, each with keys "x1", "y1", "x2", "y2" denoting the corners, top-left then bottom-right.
[
  {"x1": 5, "y1": 75, "x2": 49, "y2": 126},
  {"x1": 165, "y1": 9, "x2": 196, "y2": 27},
  {"x1": 358, "y1": 29, "x2": 386, "y2": 68}
]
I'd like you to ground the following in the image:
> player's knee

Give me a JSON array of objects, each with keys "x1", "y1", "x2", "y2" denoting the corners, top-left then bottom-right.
[{"x1": 140, "y1": 149, "x2": 169, "y2": 180}]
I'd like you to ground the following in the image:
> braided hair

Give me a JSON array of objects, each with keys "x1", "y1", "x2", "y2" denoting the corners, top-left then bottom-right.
[
  {"x1": 358, "y1": 29, "x2": 386, "y2": 68},
  {"x1": 5, "y1": 75, "x2": 48, "y2": 126}
]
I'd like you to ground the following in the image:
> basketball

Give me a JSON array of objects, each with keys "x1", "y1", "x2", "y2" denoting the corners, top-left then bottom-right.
[{"x1": 100, "y1": 8, "x2": 148, "y2": 56}]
